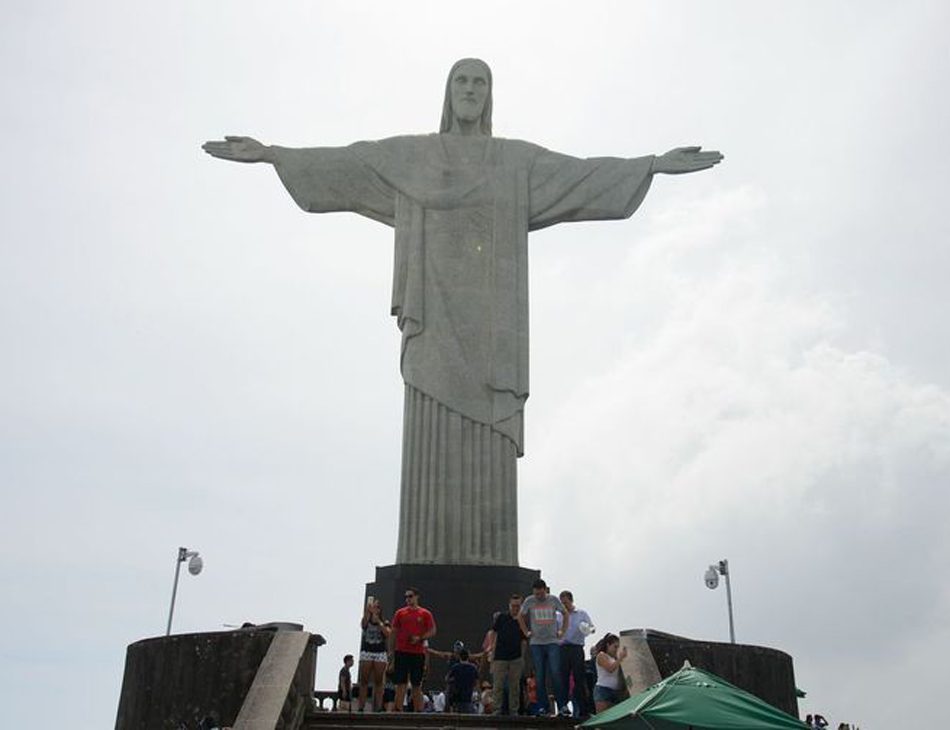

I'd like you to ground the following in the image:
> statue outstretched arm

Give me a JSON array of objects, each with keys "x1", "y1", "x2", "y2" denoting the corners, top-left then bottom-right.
[
  {"x1": 201, "y1": 136, "x2": 396, "y2": 226},
  {"x1": 202, "y1": 136, "x2": 276, "y2": 164},
  {"x1": 527, "y1": 150, "x2": 655, "y2": 230},
  {"x1": 527, "y1": 144, "x2": 724, "y2": 230},
  {"x1": 652, "y1": 146, "x2": 724, "y2": 174}
]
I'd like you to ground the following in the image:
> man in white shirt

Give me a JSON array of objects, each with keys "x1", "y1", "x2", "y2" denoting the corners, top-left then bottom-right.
[{"x1": 557, "y1": 590, "x2": 594, "y2": 718}]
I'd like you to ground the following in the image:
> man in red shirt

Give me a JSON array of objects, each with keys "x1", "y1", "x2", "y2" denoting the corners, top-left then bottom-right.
[{"x1": 391, "y1": 586, "x2": 437, "y2": 712}]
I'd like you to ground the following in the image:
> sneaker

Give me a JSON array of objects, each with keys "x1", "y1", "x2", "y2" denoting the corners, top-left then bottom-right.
[{"x1": 558, "y1": 707, "x2": 573, "y2": 718}]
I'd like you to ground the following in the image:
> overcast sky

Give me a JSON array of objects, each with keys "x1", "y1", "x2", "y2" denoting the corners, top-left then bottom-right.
[{"x1": 2, "y1": 2, "x2": 949, "y2": 728}]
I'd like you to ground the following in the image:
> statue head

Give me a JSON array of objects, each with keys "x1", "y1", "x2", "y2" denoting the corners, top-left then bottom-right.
[{"x1": 440, "y1": 58, "x2": 493, "y2": 136}]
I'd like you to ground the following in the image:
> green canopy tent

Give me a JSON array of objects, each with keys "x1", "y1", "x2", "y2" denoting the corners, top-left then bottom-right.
[{"x1": 581, "y1": 662, "x2": 809, "y2": 730}]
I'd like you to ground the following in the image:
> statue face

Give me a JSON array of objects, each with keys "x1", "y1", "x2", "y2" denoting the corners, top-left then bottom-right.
[{"x1": 450, "y1": 60, "x2": 489, "y2": 125}]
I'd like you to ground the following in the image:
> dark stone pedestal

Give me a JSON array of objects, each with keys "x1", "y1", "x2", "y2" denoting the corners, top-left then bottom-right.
[{"x1": 365, "y1": 563, "x2": 540, "y2": 686}]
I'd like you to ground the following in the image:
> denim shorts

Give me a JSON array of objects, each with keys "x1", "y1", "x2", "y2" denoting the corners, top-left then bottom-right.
[{"x1": 593, "y1": 685, "x2": 619, "y2": 704}]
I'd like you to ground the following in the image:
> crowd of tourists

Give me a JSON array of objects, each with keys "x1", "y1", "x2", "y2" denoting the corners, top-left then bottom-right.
[
  {"x1": 804, "y1": 714, "x2": 859, "y2": 730},
  {"x1": 335, "y1": 578, "x2": 626, "y2": 719}
]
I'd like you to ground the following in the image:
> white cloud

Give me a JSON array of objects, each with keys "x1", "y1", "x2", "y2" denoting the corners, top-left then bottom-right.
[{"x1": 522, "y1": 187, "x2": 950, "y2": 726}]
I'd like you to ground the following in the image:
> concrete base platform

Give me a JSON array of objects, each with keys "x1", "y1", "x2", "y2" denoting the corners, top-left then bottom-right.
[
  {"x1": 619, "y1": 628, "x2": 799, "y2": 717},
  {"x1": 114, "y1": 627, "x2": 323, "y2": 730}
]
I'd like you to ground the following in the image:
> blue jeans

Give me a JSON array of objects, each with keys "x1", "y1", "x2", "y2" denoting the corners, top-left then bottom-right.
[{"x1": 530, "y1": 643, "x2": 567, "y2": 713}]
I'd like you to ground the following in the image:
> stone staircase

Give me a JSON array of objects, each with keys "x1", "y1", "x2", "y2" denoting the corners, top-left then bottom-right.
[{"x1": 303, "y1": 712, "x2": 578, "y2": 730}]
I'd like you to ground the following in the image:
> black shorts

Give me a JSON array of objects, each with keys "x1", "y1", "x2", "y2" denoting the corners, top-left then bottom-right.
[{"x1": 393, "y1": 651, "x2": 426, "y2": 685}]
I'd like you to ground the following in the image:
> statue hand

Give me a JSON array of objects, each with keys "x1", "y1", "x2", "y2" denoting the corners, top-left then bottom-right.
[
  {"x1": 201, "y1": 136, "x2": 273, "y2": 163},
  {"x1": 654, "y1": 146, "x2": 724, "y2": 175}
]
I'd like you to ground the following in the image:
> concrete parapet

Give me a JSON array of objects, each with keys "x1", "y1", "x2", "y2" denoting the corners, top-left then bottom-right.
[{"x1": 619, "y1": 628, "x2": 799, "y2": 716}]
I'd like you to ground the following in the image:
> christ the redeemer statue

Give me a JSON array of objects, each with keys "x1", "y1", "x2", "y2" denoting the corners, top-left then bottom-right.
[{"x1": 203, "y1": 58, "x2": 723, "y2": 567}]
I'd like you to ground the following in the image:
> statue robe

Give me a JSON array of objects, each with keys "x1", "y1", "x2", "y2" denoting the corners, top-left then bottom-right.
[{"x1": 272, "y1": 135, "x2": 653, "y2": 565}]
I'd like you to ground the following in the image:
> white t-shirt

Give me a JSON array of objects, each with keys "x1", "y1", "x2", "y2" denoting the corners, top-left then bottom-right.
[{"x1": 596, "y1": 654, "x2": 621, "y2": 689}]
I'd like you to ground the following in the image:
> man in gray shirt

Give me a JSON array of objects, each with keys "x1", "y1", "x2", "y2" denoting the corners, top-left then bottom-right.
[{"x1": 518, "y1": 578, "x2": 569, "y2": 716}]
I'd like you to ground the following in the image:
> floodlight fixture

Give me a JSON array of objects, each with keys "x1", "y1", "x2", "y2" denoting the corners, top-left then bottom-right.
[{"x1": 187, "y1": 553, "x2": 203, "y2": 576}]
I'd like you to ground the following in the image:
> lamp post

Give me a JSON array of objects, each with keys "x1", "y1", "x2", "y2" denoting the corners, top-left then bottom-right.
[
  {"x1": 704, "y1": 559, "x2": 736, "y2": 644},
  {"x1": 166, "y1": 546, "x2": 203, "y2": 636}
]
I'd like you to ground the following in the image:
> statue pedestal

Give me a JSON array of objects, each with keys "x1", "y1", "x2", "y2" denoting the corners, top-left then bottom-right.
[{"x1": 365, "y1": 563, "x2": 540, "y2": 686}]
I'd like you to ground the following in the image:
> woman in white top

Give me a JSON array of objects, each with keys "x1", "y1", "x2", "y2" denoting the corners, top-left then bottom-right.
[{"x1": 593, "y1": 633, "x2": 627, "y2": 713}]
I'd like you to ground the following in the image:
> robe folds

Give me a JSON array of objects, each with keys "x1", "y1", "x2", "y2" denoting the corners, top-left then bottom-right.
[{"x1": 273, "y1": 135, "x2": 653, "y2": 565}]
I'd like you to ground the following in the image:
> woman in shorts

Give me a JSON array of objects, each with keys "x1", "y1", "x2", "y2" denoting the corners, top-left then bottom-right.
[
  {"x1": 593, "y1": 633, "x2": 627, "y2": 713},
  {"x1": 357, "y1": 597, "x2": 391, "y2": 711}
]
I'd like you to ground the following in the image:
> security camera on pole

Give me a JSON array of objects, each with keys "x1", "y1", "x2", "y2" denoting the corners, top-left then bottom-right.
[
  {"x1": 704, "y1": 559, "x2": 736, "y2": 644},
  {"x1": 166, "y1": 546, "x2": 203, "y2": 636}
]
